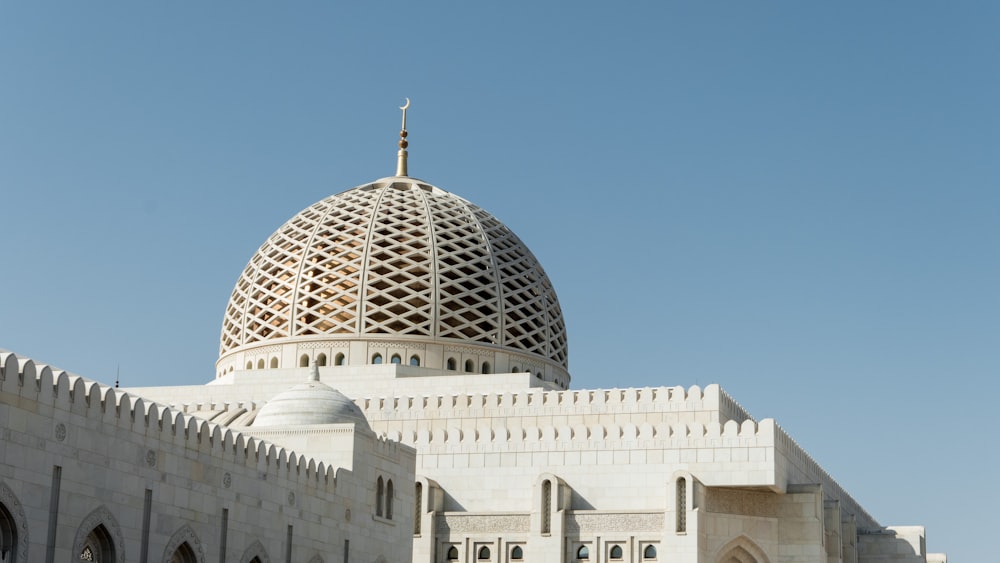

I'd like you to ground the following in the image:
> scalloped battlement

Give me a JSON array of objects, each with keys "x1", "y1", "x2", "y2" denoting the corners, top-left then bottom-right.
[
  {"x1": 358, "y1": 383, "x2": 754, "y2": 424},
  {"x1": 0, "y1": 351, "x2": 339, "y2": 489},
  {"x1": 380, "y1": 417, "x2": 775, "y2": 450}
]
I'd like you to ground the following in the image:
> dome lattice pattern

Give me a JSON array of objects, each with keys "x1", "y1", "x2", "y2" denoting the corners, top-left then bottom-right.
[{"x1": 221, "y1": 178, "x2": 568, "y2": 368}]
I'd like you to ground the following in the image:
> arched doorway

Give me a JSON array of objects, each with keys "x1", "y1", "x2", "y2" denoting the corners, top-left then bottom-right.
[
  {"x1": 0, "y1": 482, "x2": 28, "y2": 563},
  {"x1": 0, "y1": 502, "x2": 18, "y2": 562},
  {"x1": 715, "y1": 536, "x2": 770, "y2": 563},
  {"x1": 723, "y1": 548, "x2": 754, "y2": 563},
  {"x1": 72, "y1": 507, "x2": 123, "y2": 563},
  {"x1": 162, "y1": 524, "x2": 205, "y2": 563},
  {"x1": 78, "y1": 524, "x2": 115, "y2": 562},
  {"x1": 169, "y1": 542, "x2": 198, "y2": 563},
  {"x1": 239, "y1": 540, "x2": 269, "y2": 563}
]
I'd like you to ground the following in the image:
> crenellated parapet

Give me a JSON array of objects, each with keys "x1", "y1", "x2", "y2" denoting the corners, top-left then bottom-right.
[
  {"x1": 359, "y1": 383, "x2": 754, "y2": 425},
  {"x1": 374, "y1": 433, "x2": 407, "y2": 453},
  {"x1": 380, "y1": 416, "x2": 775, "y2": 452},
  {"x1": 0, "y1": 351, "x2": 339, "y2": 490}
]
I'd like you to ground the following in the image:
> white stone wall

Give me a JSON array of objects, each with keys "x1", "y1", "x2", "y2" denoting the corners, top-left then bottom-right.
[
  {"x1": 0, "y1": 351, "x2": 413, "y2": 563},
  {"x1": 858, "y1": 527, "x2": 931, "y2": 563},
  {"x1": 106, "y1": 364, "x2": 943, "y2": 563}
]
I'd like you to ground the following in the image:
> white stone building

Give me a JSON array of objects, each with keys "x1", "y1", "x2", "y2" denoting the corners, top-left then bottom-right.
[
  {"x1": 0, "y1": 353, "x2": 415, "y2": 563},
  {"x1": 0, "y1": 113, "x2": 945, "y2": 563}
]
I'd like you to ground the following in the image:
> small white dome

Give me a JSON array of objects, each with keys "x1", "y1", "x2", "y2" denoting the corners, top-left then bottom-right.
[{"x1": 253, "y1": 367, "x2": 370, "y2": 429}]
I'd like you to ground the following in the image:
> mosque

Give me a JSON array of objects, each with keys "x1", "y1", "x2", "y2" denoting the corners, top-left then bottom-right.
[{"x1": 0, "y1": 103, "x2": 946, "y2": 563}]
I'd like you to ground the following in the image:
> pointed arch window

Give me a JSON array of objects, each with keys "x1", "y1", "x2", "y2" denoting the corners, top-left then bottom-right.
[
  {"x1": 643, "y1": 545, "x2": 658, "y2": 560},
  {"x1": 299, "y1": 354, "x2": 309, "y2": 367},
  {"x1": 446, "y1": 546, "x2": 459, "y2": 561},
  {"x1": 409, "y1": 355, "x2": 420, "y2": 366},
  {"x1": 477, "y1": 546, "x2": 490, "y2": 560},
  {"x1": 373, "y1": 354, "x2": 383, "y2": 365},
  {"x1": 481, "y1": 361, "x2": 491, "y2": 374},
  {"x1": 376, "y1": 476, "x2": 385, "y2": 517},
  {"x1": 464, "y1": 359, "x2": 474, "y2": 372},
  {"x1": 676, "y1": 477, "x2": 687, "y2": 533},
  {"x1": 510, "y1": 546, "x2": 523, "y2": 560},
  {"x1": 335, "y1": 352, "x2": 345, "y2": 366},
  {"x1": 385, "y1": 479, "x2": 394, "y2": 519},
  {"x1": 447, "y1": 357, "x2": 457, "y2": 370},
  {"x1": 269, "y1": 357, "x2": 278, "y2": 368},
  {"x1": 390, "y1": 354, "x2": 402, "y2": 364},
  {"x1": 317, "y1": 353, "x2": 327, "y2": 367},
  {"x1": 576, "y1": 546, "x2": 589, "y2": 560},
  {"x1": 541, "y1": 479, "x2": 551, "y2": 535},
  {"x1": 414, "y1": 482, "x2": 423, "y2": 535},
  {"x1": 609, "y1": 545, "x2": 623, "y2": 559}
]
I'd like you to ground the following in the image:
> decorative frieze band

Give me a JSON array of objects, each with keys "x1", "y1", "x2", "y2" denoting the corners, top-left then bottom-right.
[
  {"x1": 379, "y1": 341, "x2": 427, "y2": 351},
  {"x1": 247, "y1": 345, "x2": 281, "y2": 355},
  {"x1": 565, "y1": 512, "x2": 664, "y2": 534},
  {"x1": 705, "y1": 488, "x2": 779, "y2": 517},
  {"x1": 436, "y1": 513, "x2": 530, "y2": 534},
  {"x1": 298, "y1": 341, "x2": 349, "y2": 349},
  {"x1": 442, "y1": 344, "x2": 482, "y2": 356}
]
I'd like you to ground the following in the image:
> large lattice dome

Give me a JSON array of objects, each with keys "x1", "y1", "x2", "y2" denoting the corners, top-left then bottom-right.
[{"x1": 217, "y1": 176, "x2": 569, "y2": 385}]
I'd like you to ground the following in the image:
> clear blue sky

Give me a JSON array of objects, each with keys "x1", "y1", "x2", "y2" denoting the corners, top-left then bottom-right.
[{"x1": 1, "y1": 3, "x2": 996, "y2": 559}]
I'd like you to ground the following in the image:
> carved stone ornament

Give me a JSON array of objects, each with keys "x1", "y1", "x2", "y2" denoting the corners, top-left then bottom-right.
[
  {"x1": 222, "y1": 472, "x2": 232, "y2": 488},
  {"x1": 436, "y1": 514, "x2": 529, "y2": 534},
  {"x1": 565, "y1": 512, "x2": 664, "y2": 534},
  {"x1": 299, "y1": 341, "x2": 348, "y2": 349},
  {"x1": 54, "y1": 423, "x2": 67, "y2": 442},
  {"x1": 705, "y1": 488, "x2": 779, "y2": 517},
  {"x1": 381, "y1": 341, "x2": 426, "y2": 351},
  {"x1": 145, "y1": 449, "x2": 157, "y2": 467}
]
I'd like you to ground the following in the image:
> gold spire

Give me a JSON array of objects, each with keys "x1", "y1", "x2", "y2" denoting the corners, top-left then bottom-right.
[{"x1": 396, "y1": 98, "x2": 410, "y2": 177}]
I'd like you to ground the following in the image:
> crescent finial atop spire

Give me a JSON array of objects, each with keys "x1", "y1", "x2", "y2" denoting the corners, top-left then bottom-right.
[{"x1": 396, "y1": 98, "x2": 410, "y2": 177}]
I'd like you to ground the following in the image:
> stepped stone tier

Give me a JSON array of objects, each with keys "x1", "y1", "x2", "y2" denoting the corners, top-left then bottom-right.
[{"x1": 0, "y1": 109, "x2": 946, "y2": 562}]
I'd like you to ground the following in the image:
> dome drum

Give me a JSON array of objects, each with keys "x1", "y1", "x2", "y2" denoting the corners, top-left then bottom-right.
[
  {"x1": 218, "y1": 177, "x2": 570, "y2": 385},
  {"x1": 216, "y1": 336, "x2": 570, "y2": 388}
]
